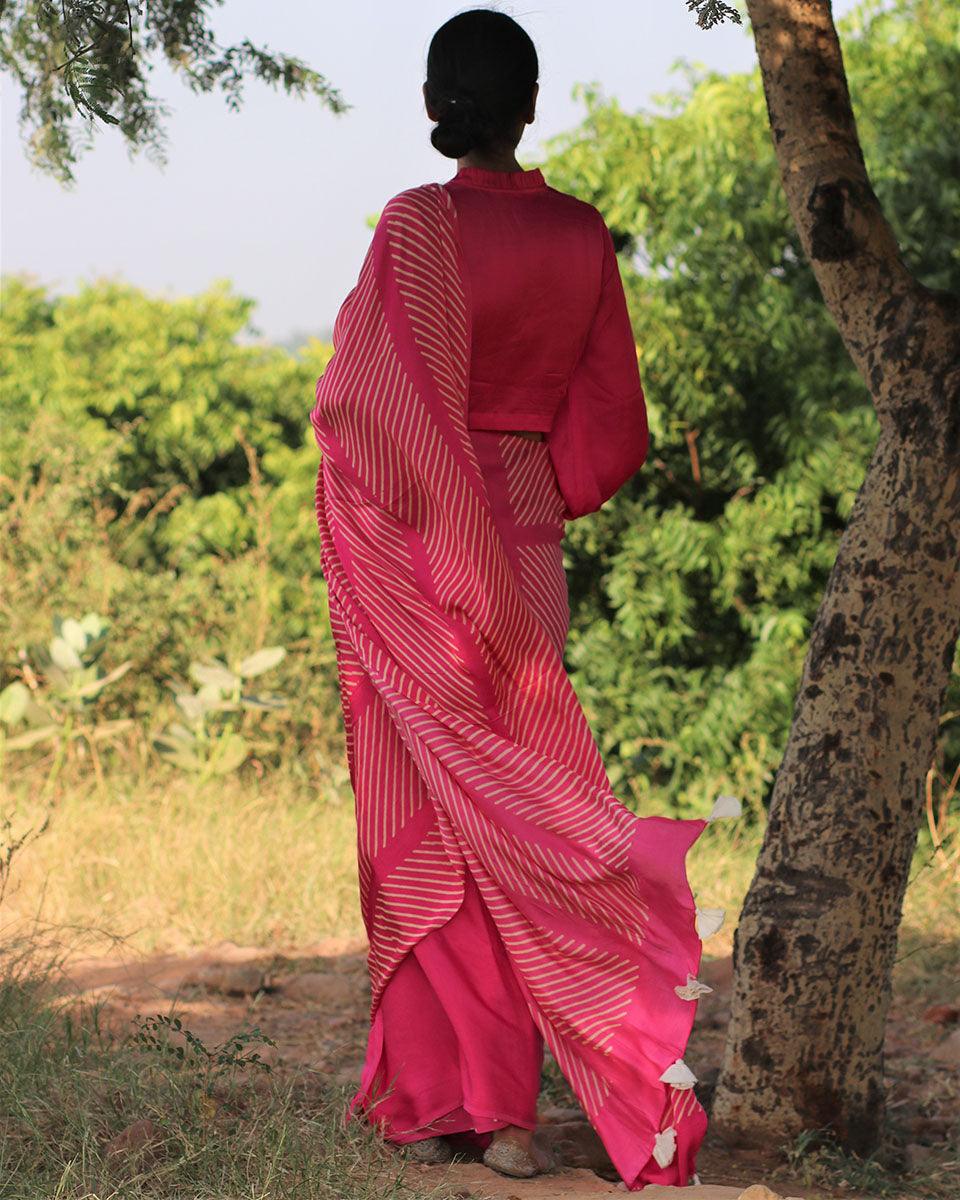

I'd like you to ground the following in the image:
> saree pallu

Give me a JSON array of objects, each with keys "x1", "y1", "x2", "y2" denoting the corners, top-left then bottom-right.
[{"x1": 310, "y1": 182, "x2": 734, "y2": 1190}]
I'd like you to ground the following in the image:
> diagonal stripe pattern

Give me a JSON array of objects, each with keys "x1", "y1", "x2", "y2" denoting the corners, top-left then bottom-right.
[{"x1": 310, "y1": 182, "x2": 714, "y2": 1190}]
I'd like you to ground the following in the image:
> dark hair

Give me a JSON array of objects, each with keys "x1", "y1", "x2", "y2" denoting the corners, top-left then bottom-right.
[{"x1": 424, "y1": 9, "x2": 538, "y2": 159}]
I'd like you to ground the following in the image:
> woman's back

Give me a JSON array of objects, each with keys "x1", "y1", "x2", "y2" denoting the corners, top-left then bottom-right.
[
  {"x1": 442, "y1": 165, "x2": 641, "y2": 435},
  {"x1": 318, "y1": 9, "x2": 707, "y2": 1189}
]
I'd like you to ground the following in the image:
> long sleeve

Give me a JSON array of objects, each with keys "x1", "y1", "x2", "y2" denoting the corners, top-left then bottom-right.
[{"x1": 545, "y1": 212, "x2": 648, "y2": 521}]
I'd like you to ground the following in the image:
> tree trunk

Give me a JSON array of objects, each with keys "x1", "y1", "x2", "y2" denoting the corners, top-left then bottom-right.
[{"x1": 710, "y1": 0, "x2": 960, "y2": 1151}]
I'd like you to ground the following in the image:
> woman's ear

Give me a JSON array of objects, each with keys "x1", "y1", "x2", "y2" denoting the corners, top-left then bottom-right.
[
  {"x1": 422, "y1": 82, "x2": 437, "y2": 122},
  {"x1": 526, "y1": 82, "x2": 539, "y2": 124}
]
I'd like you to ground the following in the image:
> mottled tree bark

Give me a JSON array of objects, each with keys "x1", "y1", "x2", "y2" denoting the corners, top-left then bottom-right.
[{"x1": 710, "y1": 0, "x2": 960, "y2": 1151}]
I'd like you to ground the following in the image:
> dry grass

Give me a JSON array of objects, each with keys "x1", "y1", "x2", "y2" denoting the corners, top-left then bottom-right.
[
  {"x1": 1, "y1": 761, "x2": 363, "y2": 958},
  {"x1": 2, "y1": 755, "x2": 956, "y2": 983},
  {"x1": 0, "y1": 941, "x2": 471, "y2": 1200},
  {"x1": 1, "y1": 755, "x2": 956, "y2": 1199}
]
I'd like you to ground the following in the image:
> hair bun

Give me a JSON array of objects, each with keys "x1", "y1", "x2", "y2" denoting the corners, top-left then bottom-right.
[
  {"x1": 437, "y1": 92, "x2": 479, "y2": 124},
  {"x1": 431, "y1": 92, "x2": 492, "y2": 158}
]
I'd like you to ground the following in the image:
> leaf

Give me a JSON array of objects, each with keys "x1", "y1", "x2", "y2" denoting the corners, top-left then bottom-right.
[
  {"x1": 167, "y1": 722, "x2": 196, "y2": 743},
  {"x1": 88, "y1": 719, "x2": 136, "y2": 742},
  {"x1": 211, "y1": 732, "x2": 248, "y2": 775},
  {"x1": 240, "y1": 693, "x2": 288, "y2": 711},
  {"x1": 3, "y1": 725, "x2": 59, "y2": 750},
  {"x1": 237, "y1": 647, "x2": 286, "y2": 678},
  {"x1": 49, "y1": 637, "x2": 82, "y2": 671},
  {"x1": 61, "y1": 618, "x2": 88, "y2": 653},
  {"x1": 79, "y1": 613, "x2": 109, "y2": 639},
  {"x1": 175, "y1": 693, "x2": 206, "y2": 723},
  {"x1": 0, "y1": 682, "x2": 30, "y2": 725},
  {"x1": 153, "y1": 736, "x2": 204, "y2": 771},
  {"x1": 74, "y1": 660, "x2": 132, "y2": 698},
  {"x1": 190, "y1": 661, "x2": 238, "y2": 691},
  {"x1": 196, "y1": 683, "x2": 237, "y2": 714}
]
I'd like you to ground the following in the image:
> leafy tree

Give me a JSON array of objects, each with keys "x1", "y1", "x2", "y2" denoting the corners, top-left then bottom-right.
[
  {"x1": 542, "y1": 0, "x2": 959, "y2": 1153},
  {"x1": 0, "y1": 277, "x2": 344, "y2": 761},
  {"x1": 539, "y1": 1, "x2": 959, "y2": 824},
  {"x1": 540, "y1": 66, "x2": 873, "y2": 816},
  {"x1": 0, "y1": 0, "x2": 347, "y2": 185},
  {"x1": 1, "y1": 274, "x2": 330, "y2": 587}
]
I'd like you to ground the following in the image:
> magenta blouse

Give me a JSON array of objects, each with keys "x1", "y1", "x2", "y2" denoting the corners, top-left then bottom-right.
[{"x1": 442, "y1": 164, "x2": 649, "y2": 518}]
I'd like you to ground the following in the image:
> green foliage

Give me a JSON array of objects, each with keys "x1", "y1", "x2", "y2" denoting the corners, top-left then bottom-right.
[
  {"x1": 0, "y1": 393, "x2": 345, "y2": 782},
  {"x1": 840, "y1": 0, "x2": 960, "y2": 293},
  {"x1": 1, "y1": 0, "x2": 957, "y2": 818},
  {"x1": 0, "y1": 1, "x2": 349, "y2": 186},
  {"x1": 1, "y1": 277, "x2": 335, "y2": 636},
  {"x1": 133, "y1": 1013, "x2": 276, "y2": 1091},
  {"x1": 532, "y1": 0, "x2": 960, "y2": 814},
  {"x1": 0, "y1": 946, "x2": 437, "y2": 1197},
  {"x1": 685, "y1": 0, "x2": 743, "y2": 30}
]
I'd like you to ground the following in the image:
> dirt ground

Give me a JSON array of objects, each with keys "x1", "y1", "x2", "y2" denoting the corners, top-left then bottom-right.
[{"x1": 43, "y1": 937, "x2": 959, "y2": 1200}]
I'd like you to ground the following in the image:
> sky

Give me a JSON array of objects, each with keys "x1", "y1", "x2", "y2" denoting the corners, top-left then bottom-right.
[{"x1": 2, "y1": 1, "x2": 862, "y2": 347}]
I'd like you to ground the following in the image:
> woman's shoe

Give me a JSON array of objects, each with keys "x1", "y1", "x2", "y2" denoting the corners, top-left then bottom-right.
[
  {"x1": 483, "y1": 1134, "x2": 556, "y2": 1178},
  {"x1": 404, "y1": 1135, "x2": 455, "y2": 1163},
  {"x1": 483, "y1": 1136, "x2": 538, "y2": 1178}
]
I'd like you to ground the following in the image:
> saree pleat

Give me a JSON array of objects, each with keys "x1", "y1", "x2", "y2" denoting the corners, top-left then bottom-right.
[
  {"x1": 310, "y1": 182, "x2": 725, "y2": 1190},
  {"x1": 361, "y1": 839, "x2": 546, "y2": 1145}
]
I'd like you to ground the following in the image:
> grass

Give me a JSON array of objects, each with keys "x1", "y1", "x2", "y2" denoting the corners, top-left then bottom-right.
[
  {"x1": 0, "y1": 937, "x2": 470, "y2": 1199},
  {"x1": 1, "y1": 756, "x2": 362, "y2": 956},
  {"x1": 782, "y1": 1126, "x2": 960, "y2": 1200},
  {"x1": 1, "y1": 749, "x2": 957, "y2": 1198},
  {"x1": 0, "y1": 754, "x2": 470, "y2": 1197}
]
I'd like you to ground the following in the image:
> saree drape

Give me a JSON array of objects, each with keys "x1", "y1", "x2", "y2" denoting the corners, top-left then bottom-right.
[{"x1": 309, "y1": 181, "x2": 734, "y2": 1191}]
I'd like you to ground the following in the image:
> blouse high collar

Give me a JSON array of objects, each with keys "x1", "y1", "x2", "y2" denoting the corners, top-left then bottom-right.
[{"x1": 451, "y1": 165, "x2": 545, "y2": 190}]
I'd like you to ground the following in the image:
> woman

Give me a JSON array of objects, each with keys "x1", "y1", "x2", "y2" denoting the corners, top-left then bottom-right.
[{"x1": 309, "y1": 8, "x2": 737, "y2": 1192}]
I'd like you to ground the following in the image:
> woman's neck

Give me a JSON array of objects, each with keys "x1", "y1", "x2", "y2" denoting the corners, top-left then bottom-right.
[{"x1": 457, "y1": 150, "x2": 523, "y2": 173}]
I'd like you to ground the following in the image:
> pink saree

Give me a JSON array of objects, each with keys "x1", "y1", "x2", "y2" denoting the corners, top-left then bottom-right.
[{"x1": 310, "y1": 182, "x2": 732, "y2": 1190}]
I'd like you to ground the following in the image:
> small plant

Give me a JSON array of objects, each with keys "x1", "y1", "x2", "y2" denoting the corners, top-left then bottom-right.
[
  {"x1": 0, "y1": 807, "x2": 51, "y2": 909},
  {"x1": 133, "y1": 1013, "x2": 277, "y2": 1121},
  {"x1": 153, "y1": 646, "x2": 288, "y2": 779},
  {"x1": 782, "y1": 1126, "x2": 910, "y2": 1198},
  {"x1": 0, "y1": 613, "x2": 133, "y2": 751},
  {"x1": 0, "y1": 613, "x2": 134, "y2": 797},
  {"x1": 132, "y1": 1012, "x2": 273, "y2": 1099}
]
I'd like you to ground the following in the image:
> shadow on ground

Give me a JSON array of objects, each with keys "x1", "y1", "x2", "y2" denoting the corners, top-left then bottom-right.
[{"x1": 43, "y1": 935, "x2": 958, "y2": 1200}]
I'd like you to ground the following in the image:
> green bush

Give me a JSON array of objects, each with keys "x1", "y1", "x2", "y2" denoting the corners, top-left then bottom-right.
[
  {"x1": 536, "y1": 0, "x2": 960, "y2": 814},
  {"x1": 1, "y1": 0, "x2": 957, "y2": 815}
]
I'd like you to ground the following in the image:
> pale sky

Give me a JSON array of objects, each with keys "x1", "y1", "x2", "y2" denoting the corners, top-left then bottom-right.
[{"x1": 2, "y1": 1, "x2": 861, "y2": 346}]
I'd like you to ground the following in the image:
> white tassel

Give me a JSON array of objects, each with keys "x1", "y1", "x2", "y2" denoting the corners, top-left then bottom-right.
[
  {"x1": 652, "y1": 1126, "x2": 677, "y2": 1167},
  {"x1": 690, "y1": 1171, "x2": 702, "y2": 1185},
  {"x1": 695, "y1": 906, "x2": 725, "y2": 938},
  {"x1": 674, "y1": 972, "x2": 714, "y2": 1000},
  {"x1": 707, "y1": 793, "x2": 742, "y2": 821},
  {"x1": 658, "y1": 1058, "x2": 698, "y2": 1088}
]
